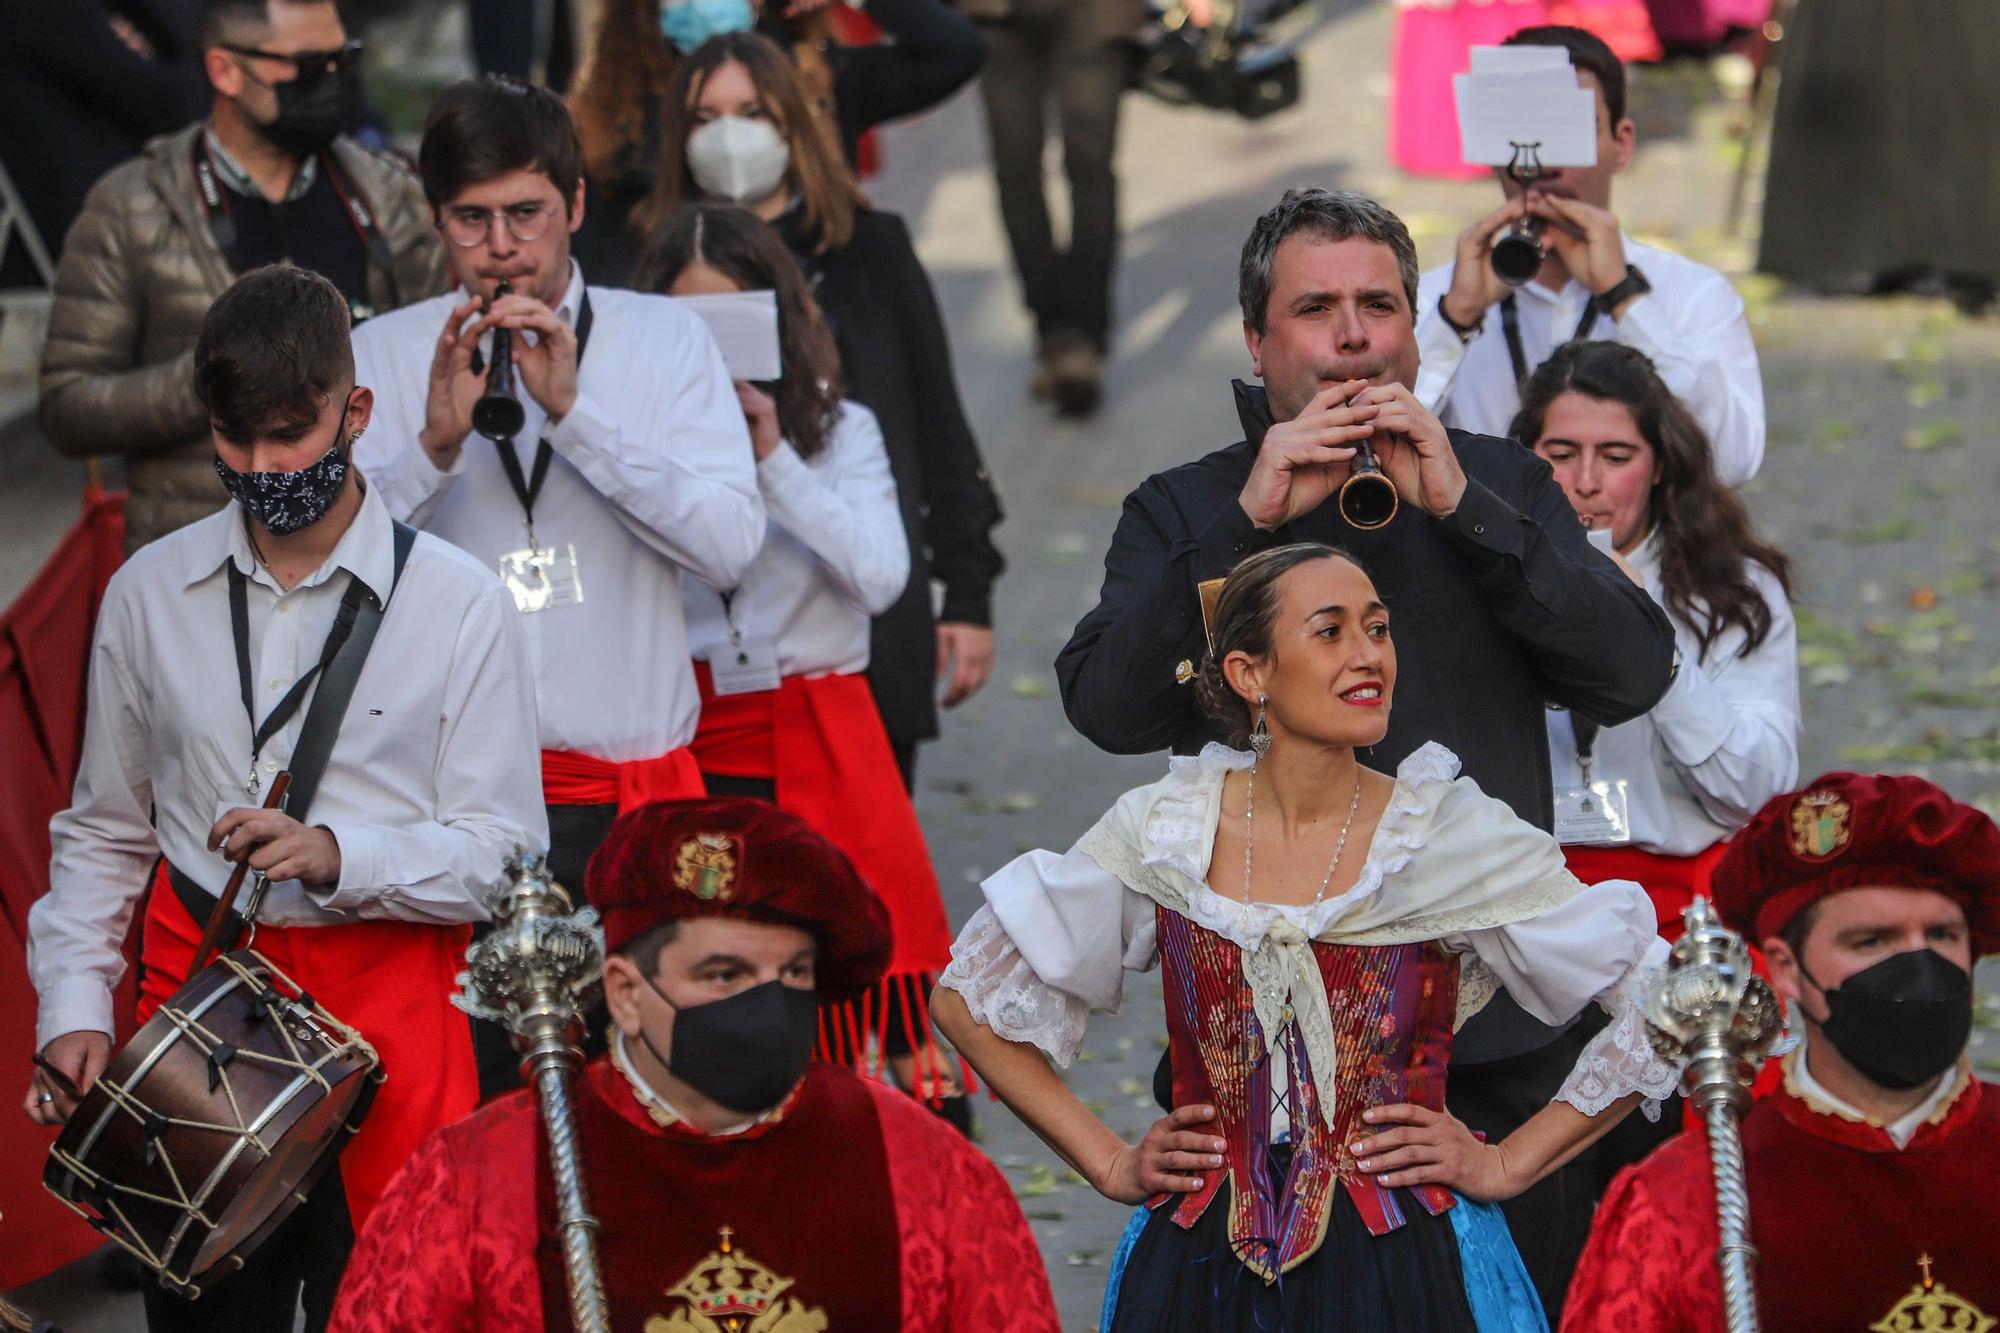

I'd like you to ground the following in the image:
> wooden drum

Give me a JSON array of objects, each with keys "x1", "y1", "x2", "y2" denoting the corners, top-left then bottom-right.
[{"x1": 44, "y1": 950, "x2": 380, "y2": 1296}]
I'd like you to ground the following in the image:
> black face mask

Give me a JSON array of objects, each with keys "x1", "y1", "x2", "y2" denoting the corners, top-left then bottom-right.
[
  {"x1": 1804, "y1": 948, "x2": 1972, "y2": 1091},
  {"x1": 639, "y1": 977, "x2": 818, "y2": 1114},
  {"x1": 248, "y1": 65, "x2": 354, "y2": 158}
]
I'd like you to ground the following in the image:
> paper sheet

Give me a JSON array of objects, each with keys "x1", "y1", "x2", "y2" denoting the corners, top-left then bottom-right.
[
  {"x1": 1454, "y1": 46, "x2": 1598, "y2": 169},
  {"x1": 673, "y1": 290, "x2": 783, "y2": 382}
]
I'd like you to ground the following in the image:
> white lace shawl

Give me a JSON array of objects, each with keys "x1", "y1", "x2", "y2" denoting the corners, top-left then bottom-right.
[{"x1": 938, "y1": 743, "x2": 1681, "y2": 1121}]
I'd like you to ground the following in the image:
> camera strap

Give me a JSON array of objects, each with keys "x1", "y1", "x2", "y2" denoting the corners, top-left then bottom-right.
[
  {"x1": 487, "y1": 289, "x2": 594, "y2": 532},
  {"x1": 190, "y1": 136, "x2": 397, "y2": 303},
  {"x1": 1501, "y1": 293, "x2": 1601, "y2": 388}
]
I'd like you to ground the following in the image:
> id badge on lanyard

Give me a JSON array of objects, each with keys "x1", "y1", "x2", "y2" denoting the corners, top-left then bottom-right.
[
  {"x1": 706, "y1": 589, "x2": 781, "y2": 696},
  {"x1": 1553, "y1": 713, "x2": 1632, "y2": 844},
  {"x1": 498, "y1": 539, "x2": 585, "y2": 614},
  {"x1": 489, "y1": 290, "x2": 594, "y2": 614}
]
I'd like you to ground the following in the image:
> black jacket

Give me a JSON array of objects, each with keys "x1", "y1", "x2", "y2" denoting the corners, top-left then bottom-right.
[
  {"x1": 1057, "y1": 381, "x2": 1675, "y2": 833},
  {"x1": 783, "y1": 208, "x2": 1006, "y2": 750}
]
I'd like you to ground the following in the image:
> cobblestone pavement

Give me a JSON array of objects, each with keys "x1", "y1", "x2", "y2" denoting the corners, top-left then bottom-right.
[
  {"x1": 9, "y1": 2, "x2": 1999, "y2": 1327},
  {"x1": 865, "y1": 5, "x2": 2000, "y2": 1326}
]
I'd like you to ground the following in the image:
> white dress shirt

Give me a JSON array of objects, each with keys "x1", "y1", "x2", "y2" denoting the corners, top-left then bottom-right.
[
  {"x1": 352, "y1": 263, "x2": 763, "y2": 761},
  {"x1": 30, "y1": 484, "x2": 548, "y2": 1046},
  {"x1": 1547, "y1": 531, "x2": 1800, "y2": 856},
  {"x1": 682, "y1": 401, "x2": 908, "y2": 678},
  {"x1": 1414, "y1": 236, "x2": 1766, "y2": 487}
]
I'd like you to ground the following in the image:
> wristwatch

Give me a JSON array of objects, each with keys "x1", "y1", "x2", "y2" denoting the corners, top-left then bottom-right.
[
  {"x1": 1599, "y1": 264, "x2": 1652, "y2": 314},
  {"x1": 1436, "y1": 294, "x2": 1482, "y2": 343}
]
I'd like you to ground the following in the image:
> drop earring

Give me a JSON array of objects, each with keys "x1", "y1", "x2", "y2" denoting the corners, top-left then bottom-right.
[{"x1": 1249, "y1": 694, "x2": 1271, "y2": 756}]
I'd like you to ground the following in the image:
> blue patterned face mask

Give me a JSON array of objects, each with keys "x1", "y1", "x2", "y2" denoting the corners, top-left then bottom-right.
[
  {"x1": 659, "y1": 0, "x2": 754, "y2": 53},
  {"x1": 213, "y1": 390, "x2": 356, "y2": 535}
]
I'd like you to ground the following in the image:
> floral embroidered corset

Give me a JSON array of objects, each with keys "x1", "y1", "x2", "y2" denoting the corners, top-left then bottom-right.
[{"x1": 1154, "y1": 903, "x2": 1460, "y2": 1279}]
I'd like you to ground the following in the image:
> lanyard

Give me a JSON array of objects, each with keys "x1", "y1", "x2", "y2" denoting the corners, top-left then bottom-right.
[
  {"x1": 1500, "y1": 292, "x2": 1601, "y2": 388},
  {"x1": 190, "y1": 136, "x2": 401, "y2": 309},
  {"x1": 1571, "y1": 714, "x2": 1602, "y2": 785},
  {"x1": 490, "y1": 289, "x2": 595, "y2": 540},
  {"x1": 228, "y1": 556, "x2": 371, "y2": 798}
]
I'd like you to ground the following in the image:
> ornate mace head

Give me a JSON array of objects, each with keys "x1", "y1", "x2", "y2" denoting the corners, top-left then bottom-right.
[
  {"x1": 1645, "y1": 896, "x2": 1788, "y2": 1112},
  {"x1": 454, "y1": 855, "x2": 604, "y2": 1037}
]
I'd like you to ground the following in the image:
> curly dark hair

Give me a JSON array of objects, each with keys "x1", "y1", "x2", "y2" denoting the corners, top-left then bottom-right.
[
  {"x1": 1510, "y1": 341, "x2": 1795, "y2": 661},
  {"x1": 1193, "y1": 543, "x2": 1369, "y2": 747},
  {"x1": 634, "y1": 201, "x2": 843, "y2": 460}
]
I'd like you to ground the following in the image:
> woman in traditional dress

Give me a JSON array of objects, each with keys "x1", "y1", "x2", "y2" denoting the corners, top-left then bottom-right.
[{"x1": 934, "y1": 542, "x2": 1683, "y2": 1329}]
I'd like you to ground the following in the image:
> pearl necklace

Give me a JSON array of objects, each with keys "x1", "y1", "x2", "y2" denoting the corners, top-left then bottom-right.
[{"x1": 1241, "y1": 759, "x2": 1365, "y2": 910}]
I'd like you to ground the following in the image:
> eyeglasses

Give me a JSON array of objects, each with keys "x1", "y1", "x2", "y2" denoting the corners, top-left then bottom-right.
[
  {"x1": 221, "y1": 39, "x2": 365, "y2": 91},
  {"x1": 437, "y1": 200, "x2": 560, "y2": 249}
]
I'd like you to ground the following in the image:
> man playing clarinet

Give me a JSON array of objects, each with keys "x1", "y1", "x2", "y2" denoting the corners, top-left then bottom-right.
[{"x1": 349, "y1": 76, "x2": 762, "y2": 1097}]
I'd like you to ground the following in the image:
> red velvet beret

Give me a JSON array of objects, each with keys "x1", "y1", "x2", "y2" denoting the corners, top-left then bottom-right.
[
  {"x1": 1711, "y1": 772, "x2": 2000, "y2": 953},
  {"x1": 583, "y1": 798, "x2": 894, "y2": 998}
]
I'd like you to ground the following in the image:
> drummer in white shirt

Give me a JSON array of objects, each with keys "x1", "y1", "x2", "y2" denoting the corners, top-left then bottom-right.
[
  {"x1": 25, "y1": 265, "x2": 546, "y2": 1333},
  {"x1": 638, "y1": 203, "x2": 969, "y2": 1127},
  {"x1": 1414, "y1": 25, "x2": 1766, "y2": 489},
  {"x1": 351, "y1": 77, "x2": 760, "y2": 1057},
  {"x1": 1514, "y1": 339, "x2": 1799, "y2": 935}
]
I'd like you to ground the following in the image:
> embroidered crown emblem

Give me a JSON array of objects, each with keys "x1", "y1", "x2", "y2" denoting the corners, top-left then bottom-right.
[
  {"x1": 649, "y1": 1225, "x2": 828, "y2": 1333},
  {"x1": 1869, "y1": 1253, "x2": 1993, "y2": 1333},
  {"x1": 1788, "y1": 790, "x2": 1852, "y2": 860},
  {"x1": 673, "y1": 833, "x2": 741, "y2": 901}
]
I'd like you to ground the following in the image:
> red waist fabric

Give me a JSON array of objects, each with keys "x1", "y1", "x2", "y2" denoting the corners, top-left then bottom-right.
[
  {"x1": 539, "y1": 746, "x2": 706, "y2": 811},
  {"x1": 1563, "y1": 840, "x2": 1780, "y2": 1105},
  {"x1": 137, "y1": 862, "x2": 476, "y2": 1230},
  {"x1": 1562, "y1": 841, "x2": 1729, "y2": 943},
  {"x1": 691, "y1": 665, "x2": 951, "y2": 978}
]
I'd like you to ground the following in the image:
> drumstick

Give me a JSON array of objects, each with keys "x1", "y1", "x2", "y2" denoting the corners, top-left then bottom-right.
[
  {"x1": 31, "y1": 1051, "x2": 82, "y2": 1101},
  {"x1": 190, "y1": 771, "x2": 291, "y2": 974}
]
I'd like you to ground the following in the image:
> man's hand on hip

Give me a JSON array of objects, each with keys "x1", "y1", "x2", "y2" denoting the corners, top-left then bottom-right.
[
  {"x1": 1351, "y1": 383, "x2": 1466, "y2": 519},
  {"x1": 1237, "y1": 380, "x2": 1378, "y2": 531}
]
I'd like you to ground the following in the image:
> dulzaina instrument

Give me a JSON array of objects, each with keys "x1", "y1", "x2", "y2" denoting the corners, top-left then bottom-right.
[
  {"x1": 42, "y1": 774, "x2": 382, "y2": 1297},
  {"x1": 472, "y1": 280, "x2": 527, "y2": 443}
]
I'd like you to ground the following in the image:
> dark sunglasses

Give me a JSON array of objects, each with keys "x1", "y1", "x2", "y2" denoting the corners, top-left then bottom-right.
[{"x1": 221, "y1": 39, "x2": 365, "y2": 89}]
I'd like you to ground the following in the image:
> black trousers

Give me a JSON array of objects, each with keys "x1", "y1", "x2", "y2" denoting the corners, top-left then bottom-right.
[
  {"x1": 471, "y1": 800, "x2": 620, "y2": 1100},
  {"x1": 141, "y1": 1164, "x2": 352, "y2": 1333},
  {"x1": 976, "y1": 0, "x2": 1127, "y2": 352}
]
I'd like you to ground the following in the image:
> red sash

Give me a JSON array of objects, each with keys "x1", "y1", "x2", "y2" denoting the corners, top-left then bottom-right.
[
  {"x1": 690, "y1": 666, "x2": 951, "y2": 980},
  {"x1": 1562, "y1": 841, "x2": 1729, "y2": 943},
  {"x1": 539, "y1": 747, "x2": 706, "y2": 811},
  {"x1": 137, "y1": 863, "x2": 476, "y2": 1229},
  {"x1": 1562, "y1": 841, "x2": 1780, "y2": 1105},
  {"x1": 534, "y1": 1061, "x2": 901, "y2": 1332}
]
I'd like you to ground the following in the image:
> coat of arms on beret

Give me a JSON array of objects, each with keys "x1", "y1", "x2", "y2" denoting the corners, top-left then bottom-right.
[
  {"x1": 1789, "y1": 790, "x2": 1852, "y2": 860},
  {"x1": 674, "y1": 832, "x2": 741, "y2": 900}
]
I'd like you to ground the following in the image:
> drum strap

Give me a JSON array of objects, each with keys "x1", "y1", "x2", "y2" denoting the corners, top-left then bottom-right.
[{"x1": 167, "y1": 521, "x2": 418, "y2": 935}]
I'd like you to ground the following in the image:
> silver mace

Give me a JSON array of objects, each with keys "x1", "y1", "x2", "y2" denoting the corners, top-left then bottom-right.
[
  {"x1": 455, "y1": 855, "x2": 610, "y2": 1333},
  {"x1": 1644, "y1": 895, "x2": 1788, "y2": 1333}
]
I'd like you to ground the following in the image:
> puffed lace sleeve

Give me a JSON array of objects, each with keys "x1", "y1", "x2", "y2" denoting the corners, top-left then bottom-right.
[
  {"x1": 937, "y1": 841, "x2": 1158, "y2": 1068},
  {"x1": 1444, "y1": 881, "x2": 1680, "y2": 1119}
]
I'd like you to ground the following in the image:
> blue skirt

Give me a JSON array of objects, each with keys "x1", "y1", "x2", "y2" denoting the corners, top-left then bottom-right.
[{"x1": 1100, "y1": 1181, "x2": 1547, "y2": 1333}]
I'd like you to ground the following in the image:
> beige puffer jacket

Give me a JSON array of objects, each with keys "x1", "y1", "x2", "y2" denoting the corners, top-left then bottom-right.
[{"x1": 38, "y1": 124, "x2": 451, "y2": 552}]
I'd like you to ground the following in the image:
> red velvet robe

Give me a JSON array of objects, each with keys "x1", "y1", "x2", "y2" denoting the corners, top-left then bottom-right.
[
  {"x1": 325, "y1": 1058, "x2": 1058, "y2": 1332},
  {"x1": 1562, "y1": 1056, "x2": 2000, "y2": 1331}
]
